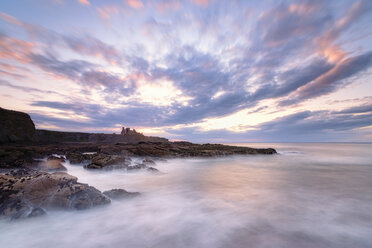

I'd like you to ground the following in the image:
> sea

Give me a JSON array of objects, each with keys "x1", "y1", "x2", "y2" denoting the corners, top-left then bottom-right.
[{"x1": 1, "y1": 143, "x2": 371, "y2": 248}]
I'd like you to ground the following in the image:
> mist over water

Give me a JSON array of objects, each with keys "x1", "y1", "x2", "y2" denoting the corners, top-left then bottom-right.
[{"x1": 1, "y1": 143, "x2": 372, "y2": 248}]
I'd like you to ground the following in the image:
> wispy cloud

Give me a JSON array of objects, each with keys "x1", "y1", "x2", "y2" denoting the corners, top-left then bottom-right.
[
  {"x1": 191, "y1": 0, "x2": 210, "y2": 7},
  {"x1": 126, "y1": 0, "x2": 144, "y2": 9},
  {"x1": 97, "y1": 5, "x2": 120, "y2": 20},
  {"x1": 0, "y1": 0, "x2": 371, "y2": 141},
  {"x1": 77, "y1": 0, "x2": 90, "y2": 6}
]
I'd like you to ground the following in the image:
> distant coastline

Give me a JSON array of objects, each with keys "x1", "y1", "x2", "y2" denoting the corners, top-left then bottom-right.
[{"x1": 0, "y1": 106, "x2": 276, "y2": 220}]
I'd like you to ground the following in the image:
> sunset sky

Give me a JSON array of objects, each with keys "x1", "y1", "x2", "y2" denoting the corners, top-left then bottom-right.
[{"x1": 0, "y1": 0, "x2": 371, "y2": 142}]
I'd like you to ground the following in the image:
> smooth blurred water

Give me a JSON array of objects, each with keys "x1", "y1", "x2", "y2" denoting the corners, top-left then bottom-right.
[{"x1": 1, "y1": 143, "x2": 372, "y2": 248}]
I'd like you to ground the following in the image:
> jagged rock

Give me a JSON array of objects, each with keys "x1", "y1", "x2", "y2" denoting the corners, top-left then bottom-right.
[
  {"x1": 142, "y1": 158, "x2": 155, "y2": 165},
  {"x1": 0, "y1": 169, "x2": 110, "y2": 219},
  {"x1": 66, "y1": 152, "x2": 85, "y2": 164},
  {"x1": 91, "y1": 153, "x2": 125, "y2": 165},
  {"x1": 103, "y1": 189, "x2": 140, "y2": 199},
  {"x1": 85, "y1": 153, "x2": 128, "y2": 169},
  {"x1": 127, "y1": 163, "x2": 147, "y2": 171},
  {"x1": 0, "y1": 148, "x2": 38, "y2": 168}
]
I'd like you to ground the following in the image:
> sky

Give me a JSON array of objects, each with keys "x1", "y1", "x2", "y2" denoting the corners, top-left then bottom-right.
[{"x1": 0, "y1": 0, "x2": 371, "y2": 143}]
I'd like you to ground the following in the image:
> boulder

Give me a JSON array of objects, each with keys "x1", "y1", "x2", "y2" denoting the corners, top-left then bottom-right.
[
  {"x1": 85, "y1": 153, "x2": 128, "y2": 169},
  {"x1": 0, "y1": 169, "x2": 110, "y2": 219},
  {"x1": 103, "y1": 189, "x2": 140, "y2": 199},
  {"x1": 66, "y1": 152, "x2": 85, "y2": 164}
]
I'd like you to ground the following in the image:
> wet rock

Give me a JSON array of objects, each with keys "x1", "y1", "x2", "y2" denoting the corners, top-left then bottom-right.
[
  {"x1": 28, "y1": 207, "x2": 46, "y2": 218},
  {"x1": 91, "y1": 153, "x2": 125, "y2": 165},
  {"x1": 103, "y1": 189, "x2": 140, "y2": 199},
  {"x1": 0, "y1": 148, "x2": 38, "y2": 169},
  {"x1": 1, "y1": 141, "x2": 276, "y2": 170},
  {"x1": 66, "y1": 152, "x2": 85, "y2": 164},
  {"x1": 142, "y1": 158, "x2": 155, "y2": 165},
  {"x1": 47, "y1": 155, "x2": 65, "y2": 162},
  {"x1": 122, "y1": 142, "x2": 277, "y2": 157},
  {"x1": 0, "y1": 169, "x2": 110, "y2": 219},
  {"x1": 127, "y1": 163, "x2": 146, "y2": 171},
  {"x1": 85, "y1": 153, "x2": 128, "y2": 170},
  {"x1": 39, "y1": 159, "x2": 67, "y2": 172},
  {"x1": 146, "y1": 167, "x2": 159, "y2": 172}
]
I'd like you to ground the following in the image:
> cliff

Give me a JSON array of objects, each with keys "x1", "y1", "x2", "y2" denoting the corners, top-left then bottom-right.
[
  {"x1": 0, "y1": 107, "x2": 37, "y2": 143},
  {"x1": 0, "y1": 107, "x2": 167, "y2": 144},
  {"x1": 36, "y1": 130, "x2": 168, "y2": 144}
]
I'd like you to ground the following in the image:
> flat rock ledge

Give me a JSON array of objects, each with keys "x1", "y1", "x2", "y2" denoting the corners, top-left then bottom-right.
[
  {"x1": 0, "y1": 142, "x2": 277, "y2": 169},
  {"x1": 103, "y1": 189, "x2": 140, "y2": 199},
  {"x1": 0, "y1": 169, "x2": 111, "y2": 220}
]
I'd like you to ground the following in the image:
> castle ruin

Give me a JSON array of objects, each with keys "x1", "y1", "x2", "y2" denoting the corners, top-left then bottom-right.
[{"x1": 120, "y1": 127, "x2": 138, "y2": 135}]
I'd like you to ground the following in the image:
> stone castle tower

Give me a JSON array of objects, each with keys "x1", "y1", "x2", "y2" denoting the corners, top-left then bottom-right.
[{"x1": 120, "y1": 127, "x2": 137, "y2": 135}]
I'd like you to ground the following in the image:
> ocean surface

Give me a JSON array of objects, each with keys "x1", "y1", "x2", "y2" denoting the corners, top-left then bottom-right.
[{"x1": 1, "y1": 143, "x2": 372, "y2": 248}]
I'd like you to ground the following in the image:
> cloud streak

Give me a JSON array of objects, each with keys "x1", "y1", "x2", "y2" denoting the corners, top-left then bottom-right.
[{"x1": 0, "y1": 0, "x2": 371, "y2": 141}]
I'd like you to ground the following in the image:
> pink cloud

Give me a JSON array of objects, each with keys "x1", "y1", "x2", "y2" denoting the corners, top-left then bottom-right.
[
  {"x1": 0, "y1": 12, "x2": 23, "y2": 26},
  {"x1": 316, "y1": 0, "x2": 368, "y2": 63},
  {"x1": 78, "y1": 0, "x2": 90, "y2": 5},
  {"x1": 156, "y1": 0, "x2": 180, "y2": 12},
  {"x1": 288, "y1": 3, "x2": 319, "y2": 15},
  {"x1": 97, "y1": 6, "x2": 120, "y2": 20},
  {"x1": 191, "y1": 0, "x2": 209, "y2": 7},
  {"x1": 0, "y1": 35, "x2": 34, "y2": 64},
  {"x1": 126, "y1": 0, "x2": 144, "y2": 9}
]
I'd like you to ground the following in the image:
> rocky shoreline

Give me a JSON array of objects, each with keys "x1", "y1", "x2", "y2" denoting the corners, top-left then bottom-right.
[
  {"x1": 0, "y1": 107, "x2": 277, "y2": 220},
  {"x1": 0, "y1": 141, "x2": 277, "y2": 168}
]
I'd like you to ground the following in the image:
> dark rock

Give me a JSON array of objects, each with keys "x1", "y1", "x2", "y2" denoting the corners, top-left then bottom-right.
[
  {"x1": 103, "y1": 189, "x2": 140, "y2": 199},
  {"x1": 142, "y1": 158, "x2": 155, "y2": 165},
  {"x1": 0, "y1": 147, "x2": 38, "y2": 169},
  {"x1": 0, "y1": 107, "x2": 37, "y2": 144},
  {"x1": 146, "y1": 167, "x2": 159, "y2": 172},
  {"x1": 36, "y1": 129, "x2": 168, "y2": 144},
  {"x1": 122, "y1": 142, "x2": 277, "y2": 157},
  {"x1": 127, "y1": 163, "x2": 146, "y2": 171},
  {"x1": 28, "y1": 207, "x2": 46, "y2": 218},
  {"x1": 0, "y1": 169, "x2": 110, "y2": 219},
  {"x1": 85, "y1": 153, "x2": 128, "y2": 170},
  {"x1": 84, "y1": 163, "x2": 102, "y2": 169},
  {"x1": 91, "y1": 153, "x2": 125, "y2": 166},
  {"x1": 66, "y1": 152, "x2": 85, "y2": 164}
]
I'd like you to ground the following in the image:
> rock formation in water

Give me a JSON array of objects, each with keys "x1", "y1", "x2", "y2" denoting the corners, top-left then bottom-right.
[
  {"x1": 0, "y1": 107, "x2": 278, "y2": 220},
  {"x1": 103, "y1": 189, "x2": 140, "y2": 199},
  {"x1": 0, "y1": 169, "x2": 111, "y2": 219}
]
